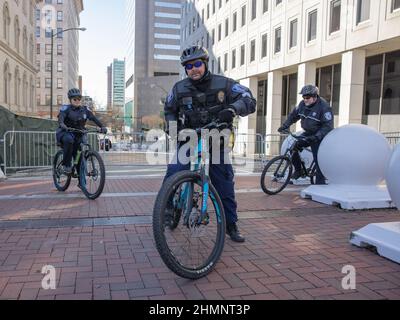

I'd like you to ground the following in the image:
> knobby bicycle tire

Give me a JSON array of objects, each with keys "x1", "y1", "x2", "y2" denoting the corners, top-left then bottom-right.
[
  {"x1": 153, "y1": 170, "x2": 226, "y2": 280},
  {"x1": 79, "y1": 150, "x2": 106, "y2": 200},
  {"x1": 260, "y1": 155, "x2": 293, "y2": 195},
  {"x1": 53, "y1": 150, "x2": 71, "y2": 192}
]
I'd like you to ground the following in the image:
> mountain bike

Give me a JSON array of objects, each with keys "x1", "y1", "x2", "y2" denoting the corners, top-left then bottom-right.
[
  {"x1": 152, "y1": 121, "x2": 228, "y2": 279},
  {"x1": 260, "y1": 130, "x2": 316, "y2": 195},
  {"x1": 52, "y1": 128, "x2": 106, "y2": 200}
]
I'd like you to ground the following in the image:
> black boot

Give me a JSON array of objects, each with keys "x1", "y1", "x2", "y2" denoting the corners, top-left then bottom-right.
[{"x1": 226, "y1": 223, "x2": 245, "y2": 243}]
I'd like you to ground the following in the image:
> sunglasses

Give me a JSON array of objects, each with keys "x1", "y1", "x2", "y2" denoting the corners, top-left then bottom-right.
[
  {"x1": 72, "y1": 97, "x2": 82, "y2": 101},
  {"x1": 302, "y1": 95, "x2": 314, "y2": 100},
  {"x1": 185, "y1": 60, "x2": 203, "y2": 70}
]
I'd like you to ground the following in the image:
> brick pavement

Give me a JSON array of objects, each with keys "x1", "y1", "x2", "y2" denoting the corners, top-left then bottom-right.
[{"x1": 0, "y1": 175, "x2": 399, "y2": 300}]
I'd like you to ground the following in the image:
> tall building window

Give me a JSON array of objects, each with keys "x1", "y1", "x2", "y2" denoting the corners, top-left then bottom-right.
[
  {"x1": 225, "y1": 18, "x2": 229, "y2": 37},
  {"x1": 382, "y1": 51, "x2": 400, "y2": 114},
  {"x1": 316, "y1": 64, "x2": 342, "y2": 115},
  {"x1": 233, "y1": 12, "x2": 237, "y2": 32},
  {"x1": 330, "y1": 0, "x2": 341, "y2": 34},
  {"x1": 224, "y1": 53, "x2": 228, "y2": 71},
  {"x1": 45, "y1": 44, "x2": 51, "y2": 55},
  {"x1": 211, "y1": 29, "x2": 215, "y2": 45},
  {"x1": 251, "y1": 0, "x2": 257, "y2": 20},
  {"x1": 289, "y1": 19, "x2": 298, "y2": 49},
  {"x1": 57, "y1": 79, "x2": 63, "y2": 89},
  {"x1": 240, "y1": 44, "x2": 245, "y2": 66},
  {"x1": 307, "y1": 10, "x2": 317, "y2": 42},
  {"x1": 57, "y1": 11, "x2": 63, "y2": 21},
  {"x1": 356, "y1": 0, "x2": 370, "y2": 25},
  {"x1": 241, "y1": 5, "x2": 246, "y2": 26},
  {"x1": 231, "y1": 49, "x2": 236, "y2": 69},
  {"x1": 217, "y1": 56, "x2": 221, "y2": 73},
  {"x1": 263, "y1": 0, "x2": 269, "y2": 13},
  {"x1": 274, "y1": 27, "x2": 281, "y2": 54},
  {"x1": 282, "y1": 73, "x2": 298, "y2": 120},
  {"x1": 250, "y1": 39, "x2": 256, "y2": 62},
  {"x1": 261, "y1": 33, "x2": 267, "y2": 58},
  {"x1": 45, "y1": 61, "x2": 51, "y2": 72},
  {"x1": 218, "y1": 24, "x2": 222, "y2": 41},
  {"x1": 392, "y1": 0, "x2": 400, "y2": 12}
]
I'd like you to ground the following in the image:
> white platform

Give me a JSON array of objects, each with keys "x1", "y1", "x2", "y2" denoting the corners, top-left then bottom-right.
[
  {"x1": 301, "y1": 184, "x2": 394, "y2": 210},
  {"x1": 290, "y1": 177, "x2": 311, "y2": 186},
  {"x1": 350, "y1": 222, "x2": 400, "y2": 264}
]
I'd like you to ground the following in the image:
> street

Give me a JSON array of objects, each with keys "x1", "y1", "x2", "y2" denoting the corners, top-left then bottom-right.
[{"x1": 0, "y1": 173, "x2": 399, "y2": 300}]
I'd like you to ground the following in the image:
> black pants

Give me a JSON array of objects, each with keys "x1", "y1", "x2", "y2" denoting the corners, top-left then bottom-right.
[
  {"x1": 56, "y1": 131, "x2": 82, "y2": 167},
  {"x1": 292, "y1": 141, "x2": 326, "y2": 185}
]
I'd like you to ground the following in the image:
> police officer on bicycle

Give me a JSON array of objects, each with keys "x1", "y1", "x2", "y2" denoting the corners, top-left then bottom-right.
[
  {"x1": 278, "y1": 85, "x2": 334, "y2": 185},
  {"x1": 56, "y1": 88, "x2": 107, "y2": 174},
  {"x1": 163, "y1": 46, "x2": 256, "y2": 243}
]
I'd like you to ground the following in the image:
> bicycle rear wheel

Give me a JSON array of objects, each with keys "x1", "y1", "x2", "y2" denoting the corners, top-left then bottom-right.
[
  {"x1": 53, "y1": 150, "x2": 71, "y2": 192},
  {"x1": 260, "y1": 155, "x2": 292, "y2": 195},
  {"x1": 79, "y1": 151, "x2": 106, "y2": 200},
  {"x1": 153, "y1": 171, "x2": 226, "y2": 280}
]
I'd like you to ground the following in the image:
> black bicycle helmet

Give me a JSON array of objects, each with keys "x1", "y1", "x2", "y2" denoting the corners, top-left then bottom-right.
[
  {"x1": 180, "y1": 46, "x2": 209, "y2": 66},
  {"x1": 68, "y1": 88, "x2": 82, "y2": 99},
  {"x1": 299, "y1": 85, "x2": 319, "y2": 96}
]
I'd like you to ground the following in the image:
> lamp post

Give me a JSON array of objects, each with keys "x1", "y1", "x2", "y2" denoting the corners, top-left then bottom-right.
[{"x1": 50, "y1": 27, "x2": 86, "y2": 120}]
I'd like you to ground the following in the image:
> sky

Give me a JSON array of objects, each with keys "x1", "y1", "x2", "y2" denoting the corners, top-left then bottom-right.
[{"x1": 79, "y1": 0, "x2": 125, "y2": 108}]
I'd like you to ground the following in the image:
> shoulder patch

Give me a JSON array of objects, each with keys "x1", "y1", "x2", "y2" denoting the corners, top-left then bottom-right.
[
  {"x1": 60, "y1": 105, "x2": 69, "y2": 112},
  {"x1": 232, "y1": 84, "x2": 249, "y2": 94},
  {"x1": 324, "y1": 112, "x2": 333, "y2": 121},
  {"x1": 166, "y1": 90, "x2": 174, "y2": 104}
]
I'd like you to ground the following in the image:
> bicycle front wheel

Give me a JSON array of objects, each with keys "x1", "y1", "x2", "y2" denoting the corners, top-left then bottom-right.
[
  {"x1": 79, "y1": 151, "x2": 106, "y2": 200},
  {"x1": 153, "y1": 171, "x2": 226, "y2": 280},
  {"x1": 53, "y1": 150, "x2": 71, "y2": 192},
  {"x1": 260, "y1": 155, "x2": 292, "y2": 195}
]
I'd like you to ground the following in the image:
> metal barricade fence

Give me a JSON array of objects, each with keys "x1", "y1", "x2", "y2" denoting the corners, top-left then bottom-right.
[
  {"x1": 383, "y1": 132, "x2": 400, "y2": 147},
  {"x1": 98, "y1": 132, "x2": 173, "y2": 166},
  {"x1": 2, "y1": 131, "x2": 98, "y2": 176},
  {"x1": 2, "y1": 130, "x2": 290, "y2": 176}
]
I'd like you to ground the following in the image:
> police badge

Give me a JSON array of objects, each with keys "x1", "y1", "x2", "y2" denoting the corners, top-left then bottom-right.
[{"x1": 217, "y1": 91, "x2": 225, "y2": 103}]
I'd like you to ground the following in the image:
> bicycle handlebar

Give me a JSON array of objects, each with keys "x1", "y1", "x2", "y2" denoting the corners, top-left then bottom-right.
[
  {"x1": 66, "y1": 127, "x2": 102, "y2": 134},
  {"x1": 195, "y1": 121, "x2": 229, "y2": 133},
  {"x1": 279, "y1": 129, "x2": 303, "y2": 140}
]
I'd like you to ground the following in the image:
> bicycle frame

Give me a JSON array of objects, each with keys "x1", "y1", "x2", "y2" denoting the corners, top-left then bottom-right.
[
  {"x1": 176, "y1": 128, "x2": 224, "y2": 227},
  {"x1": 275, "y1": 132, "x2": 316, "y2": 180}
]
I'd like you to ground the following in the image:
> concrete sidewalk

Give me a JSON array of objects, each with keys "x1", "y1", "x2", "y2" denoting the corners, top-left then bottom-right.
[{"x1": 0, "y1": 176, "x2": 399, "y2": 300}]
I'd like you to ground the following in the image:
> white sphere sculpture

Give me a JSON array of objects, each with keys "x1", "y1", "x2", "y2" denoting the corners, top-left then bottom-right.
[
  {"x1": 318, "y1": 124, "x2": 391, "y2": 186},
  {"x1": 281, "y1": 132, "x2": 314, "y2": 168},
  {"x1": 386, "y1": 144, "x2": 400, "y2": 209}
]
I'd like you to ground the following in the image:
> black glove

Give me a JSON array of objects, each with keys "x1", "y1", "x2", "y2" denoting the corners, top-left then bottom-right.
[
  {"x1": 60, "y1": 123, "x2": 68, "y2": 131},
  {"x1": 100, "y1": 127, "x2": 107, "y2": 134},
  {"x1": 278, "y1": 126, "x2": 287, "y2": 133},
  {"x1": 218, "y1": 108, "x2": 236, "y2": 123},
  {"x1": 295, "y1": 138, "x2": 310, "y2": 149}
]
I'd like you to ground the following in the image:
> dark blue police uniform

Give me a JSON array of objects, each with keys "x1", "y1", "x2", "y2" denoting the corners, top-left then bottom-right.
[
  {"x1": 164, "y1": 71, "x2": 256, "y2": 226},
  {"x1": 56, "y1": 105, "x2": 104, "y2": 167},
  {"x1": 281, "y1": 97, "x2": 334, "y2": 184}
]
